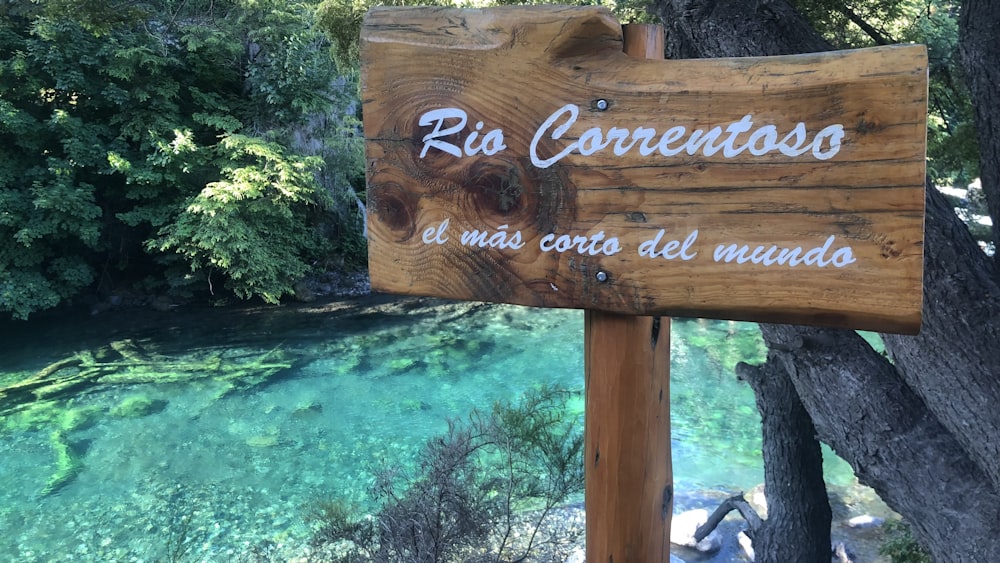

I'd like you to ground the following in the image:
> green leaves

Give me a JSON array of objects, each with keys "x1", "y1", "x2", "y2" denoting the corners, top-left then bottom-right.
[
  {"x1": 152, "y1": 135, "x2": 332, "y2": 303},
  {"x1": 0, "y1": 1, "x2": 366, "y2": 318}
]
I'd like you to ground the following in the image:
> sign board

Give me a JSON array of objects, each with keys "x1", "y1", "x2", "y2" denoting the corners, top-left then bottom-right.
[{"x1": 361, "y1": 6, "x2": 927, "y2": 334}]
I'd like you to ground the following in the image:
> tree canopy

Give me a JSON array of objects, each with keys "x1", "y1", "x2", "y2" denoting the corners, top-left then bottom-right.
[{"x1": 0, "y1": 0, "x2": 364, "y2": 319}]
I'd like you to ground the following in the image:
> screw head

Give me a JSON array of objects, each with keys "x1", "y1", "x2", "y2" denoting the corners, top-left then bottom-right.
[
  {"x1": 596, "y1": 271, "x2": 609, "y2": 282},
  {"x1": 595, "y1": 99, "x2": 609, "y2": 111}
]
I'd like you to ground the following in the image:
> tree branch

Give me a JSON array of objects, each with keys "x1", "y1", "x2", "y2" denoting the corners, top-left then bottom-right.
[
  {"x1": 837, "y1": 4, "x2": 894, "y2": 45},
  {"x1": 694, "y1": 493, "x2": 763, "y2": 542}
]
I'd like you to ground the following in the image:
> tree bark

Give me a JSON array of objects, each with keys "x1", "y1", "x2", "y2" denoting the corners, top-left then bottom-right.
[
  {"x1": 959, "y1": 0, "x2": 1000, "y2": 253},
  {"x1": 656, "y1": 0, "x2": 831, "y2": 59},
  {"x1": 649, "y1": 0, "x2": 1000, "y2": 560},
  {"x1": 737, "y1": 360, "x2": 831, "y2": 563},
  {"x1": 882, "y1": 183, "x2": 1000, "y2": 494},
  {"x1": 758, "y1": 321, "x2": 1000, "y2": 561}
]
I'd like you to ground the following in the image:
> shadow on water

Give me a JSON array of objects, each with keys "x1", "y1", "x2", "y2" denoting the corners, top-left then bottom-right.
[{"x1": 0, "y1": 295, "x2": 893, "y2": 562}]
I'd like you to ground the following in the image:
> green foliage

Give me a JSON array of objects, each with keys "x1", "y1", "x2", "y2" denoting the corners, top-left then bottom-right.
[
  {"x1": 310, "y1": 385, "x2": 585, "y2": 562},
  {"x1": 0, "y1": 0, "x2": 366, "y2": 319},
  {"x1": 686, "y1": 319, "x2": 767, "y2": 372},
  {"x1": 152, "y1": 135, "x2": 333, "y2": 302},
  {"x1": 880, "y1": 520, "x2": 933, "y2": 563},
  {"x1": 110, "y1": 395, "x2": 167, "y2": 418}
]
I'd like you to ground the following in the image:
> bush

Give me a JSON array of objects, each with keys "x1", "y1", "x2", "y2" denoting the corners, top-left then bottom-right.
[
  {"x1": 879, "y1": 520, "x2": 932, "y2": 563},
  {"x1": 309, "y1": 385, "x2": 585, "y2": 562}
]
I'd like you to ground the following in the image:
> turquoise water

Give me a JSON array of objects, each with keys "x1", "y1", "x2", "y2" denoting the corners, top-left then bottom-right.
[{"x1": 0, "y1": 297, "x2": 858, "y2": 561}]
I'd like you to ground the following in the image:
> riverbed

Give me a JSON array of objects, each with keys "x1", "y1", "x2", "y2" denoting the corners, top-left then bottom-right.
[{"x1": 0, "y1": 295, "x2": 891, "y2": 561}]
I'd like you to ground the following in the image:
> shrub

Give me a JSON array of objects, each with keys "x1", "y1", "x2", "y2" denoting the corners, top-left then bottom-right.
[
  {"x1": 309, "y1": 385, "x2": 585, "y2": 562},
  {"x1": 879, "y1": 520, "x2": 932, "y2": 563}
]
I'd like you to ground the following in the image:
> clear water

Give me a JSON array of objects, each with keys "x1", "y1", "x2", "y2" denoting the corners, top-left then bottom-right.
[{"x1": 0, "y1": 297, "x2": 865, "y2": 561}]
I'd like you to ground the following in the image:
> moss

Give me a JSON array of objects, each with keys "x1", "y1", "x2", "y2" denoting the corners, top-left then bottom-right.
[
  {"x1": 57, "y1": 404, "x2": 102, "y2": 431},
  {"x1": 246, "y1": 434, "x2": 280, "y2": 448},
  {"x1": 388, "y1": 357, "x2": 417, "y2": 372},
  {"x1": 41, "y1": 430, "x2": 84, "y2": 497},
  {"x1": 1, "y1": 400, "x2": 59, "y2": 433},
  {"x1": 110, "y1": 395, "x2": 167, "y2": 418},
  {"x1": 0, "y1": 401, "x2": 101, "y2": 434}
]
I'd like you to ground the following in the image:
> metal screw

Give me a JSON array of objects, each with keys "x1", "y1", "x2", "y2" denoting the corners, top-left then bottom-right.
[
  {"x1": 595, "y1": 99, "x2": 609, "y2": 111},
  {"x1": 596, "y1": 271, "x2": 609, "y2": 282}
]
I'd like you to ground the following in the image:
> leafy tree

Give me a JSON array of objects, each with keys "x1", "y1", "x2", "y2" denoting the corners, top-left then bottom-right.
[
  {"x1": 792, "y1": 0, "x2": 978, "y2": 190},
  {"x1": 0, "y1": 0, "x2": 364, "y2": 319},
  {"x1": 151, "y1": 135, "x2": 331, "y2": 302}
]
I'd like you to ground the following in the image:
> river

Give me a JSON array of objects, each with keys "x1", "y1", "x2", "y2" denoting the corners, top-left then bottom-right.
[{"x1": 0, "y1": 295, "x2": 890, "y2": 561}]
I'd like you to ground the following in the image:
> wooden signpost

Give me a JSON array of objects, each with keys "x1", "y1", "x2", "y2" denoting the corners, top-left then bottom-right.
[{"x1": 361, "y1": 5, "x2": 927, "y2": 561}]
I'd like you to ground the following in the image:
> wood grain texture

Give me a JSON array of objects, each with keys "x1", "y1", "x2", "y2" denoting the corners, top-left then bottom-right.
[
  {"x1": 583, "y1": 24, "x2": 673, "y2": 563},
  {"x1": 585, "y1": 311, "x2": 672, "y2": 561},
  {"x1": 361, "y1": 6, "x2": 927, "y2": 333}
]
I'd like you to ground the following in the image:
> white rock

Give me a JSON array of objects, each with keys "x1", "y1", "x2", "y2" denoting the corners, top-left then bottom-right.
[
  {"x1": 738, "y1": 530, "x2": 755, "y2": 561},
  {"x1": 847, "y1": 514, "x2": 886, "y2": 529},
  {"x1": 669, "y1": 509, "x2": 723, "y2": 553}
]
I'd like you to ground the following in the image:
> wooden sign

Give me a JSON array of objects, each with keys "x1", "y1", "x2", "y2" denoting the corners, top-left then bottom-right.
[{"x1": 361, "y1": 6, "x2": 927, "y2": 334}]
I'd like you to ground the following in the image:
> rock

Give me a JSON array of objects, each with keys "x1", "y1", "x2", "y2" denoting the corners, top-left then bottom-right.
[
  {"x1": 846, "y1": 514, "x2": 885, "y2": 529},
  {"x1": 748, "y1": 484, "x2": 768, "y2": 518},
  {"x1": 738, "y1": 530, "x2": 755, "y2": 561},
  {"x1": 110, "y1": 395, "x2": 167, "y2": 418},
  {"x1": 246, "y1": 434, "x2": 280, "y2": 448},
  {"x1": 670, "y1": 508, "x2": 723, "y2": 553}
]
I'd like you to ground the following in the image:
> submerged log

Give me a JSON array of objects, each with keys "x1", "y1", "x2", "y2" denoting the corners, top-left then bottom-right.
[{"x1": 0, "y1": 339, "x2": 295, "y2": 418}]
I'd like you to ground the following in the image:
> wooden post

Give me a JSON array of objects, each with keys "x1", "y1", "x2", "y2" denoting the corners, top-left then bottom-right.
[{"x1": 584, "y1": 23, "x2": 673, "y2": 563}]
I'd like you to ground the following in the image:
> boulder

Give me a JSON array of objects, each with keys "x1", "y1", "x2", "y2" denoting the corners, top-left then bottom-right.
[
  {"x1": 846, "y1": 514, "x2": 886, "y2": 529},
  {"x1": 670, "y1": 508, "x2": 723, "y2": 553}
]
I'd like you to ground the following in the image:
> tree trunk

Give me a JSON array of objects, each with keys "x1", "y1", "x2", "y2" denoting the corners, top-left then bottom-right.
[
  {"x1": 959, "y1": 0, "x2": 1000, "y2": 254},
  {"x1": 737, "y1": 360, "x2": 831, "y2": 563},
  {"x1": 650, "y1": 0, "x2": 1000, "y2": 560}
]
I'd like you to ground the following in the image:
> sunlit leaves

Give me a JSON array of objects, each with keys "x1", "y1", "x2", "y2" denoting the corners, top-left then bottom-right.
[{"x1": 152, "y1": 135, "x2": 331, "y2": 302}]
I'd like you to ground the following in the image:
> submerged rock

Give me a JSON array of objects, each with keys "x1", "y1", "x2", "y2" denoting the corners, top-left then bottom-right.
[
  {"x1": 246, "y1": 434, "x2": 280, "y2": 448},
  {"x1": 110, "y1": 395, "x2": 167, "y2": 418}
]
